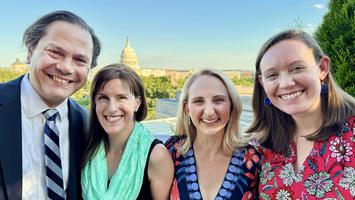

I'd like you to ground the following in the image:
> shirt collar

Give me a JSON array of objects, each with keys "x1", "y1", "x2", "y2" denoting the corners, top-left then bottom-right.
[{"x1": 21, "y1": 73, "x2": 68, "y2": 120}]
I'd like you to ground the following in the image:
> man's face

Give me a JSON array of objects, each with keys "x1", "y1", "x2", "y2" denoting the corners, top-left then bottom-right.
[{"x1": 28, "y1": 21, "x2": 93, "y2": 107}]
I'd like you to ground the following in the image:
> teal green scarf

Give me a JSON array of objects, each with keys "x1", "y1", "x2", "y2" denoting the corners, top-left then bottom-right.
[{"x1": 81, "y1": 122, "x2": 155, "y2": 200}]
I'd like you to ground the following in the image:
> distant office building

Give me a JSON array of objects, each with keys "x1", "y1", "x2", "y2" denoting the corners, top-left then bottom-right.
[
  {"x1": 223, "y1": 70, "x2": 241, "y2": 80},
  {"x1": 10, "y1": 58, "x2": 29, "y2": 73},
  {"x1": 167, "y1": 70, "x2": 192, "y2": 86},
  {"x1": 119, "y1": 38, "x2": 193, "y2": 85},
  {"x1": 241, "y1": 71, "x2": 253, "y2": 78},
  {"x1": 107, "y1": 39, "x2": 250, "y2": 86},
  {"x1": 140, "y1": 68, "x2": 168, "y2": 77}
]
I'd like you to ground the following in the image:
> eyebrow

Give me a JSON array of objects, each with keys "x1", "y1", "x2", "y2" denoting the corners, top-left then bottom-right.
[
  {"x1": 190, "y1": 94, "x2": 228, "y2": 100},
  {"x1": 96, "y1": 92, "x2": 131, "y2": 97},
  {"x1": 213, "y1": 95, "x2": 228, "y2": 99},
  {"x1": 46, "y1": 44, "x2": 64, "y2": 51},
  {"x1": 46, "y1": 43, "x2": 89, "y2": 62},
  {"x1": 262, "y1": 60, "x2": 306, "y2": 74}
]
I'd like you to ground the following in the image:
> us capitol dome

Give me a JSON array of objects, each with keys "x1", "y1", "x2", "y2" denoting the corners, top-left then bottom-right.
[{"x1": 120, "y1": 37, "x2": 139, "y2": 71}]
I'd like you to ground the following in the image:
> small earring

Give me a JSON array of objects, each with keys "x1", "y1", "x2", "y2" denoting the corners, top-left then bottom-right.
[
  {"x1": 264, "y1": 97, "x2": 271, "y2": 106},
  {"x1": 188, "y1": 117, "x2": 191, "y2": 125},
  {"x1": 321, "y1": 82, "x2": 328, "y2": 94}
]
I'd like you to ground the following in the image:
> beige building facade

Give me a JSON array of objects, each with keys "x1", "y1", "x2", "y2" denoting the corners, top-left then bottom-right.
[{"x1": 119, "y1": 39, "x2": 246, "y2": 85}]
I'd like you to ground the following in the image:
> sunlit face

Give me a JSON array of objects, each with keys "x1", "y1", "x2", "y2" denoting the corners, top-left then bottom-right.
[
  {"x1": 95, "y1": 78, "x2": 141, "y2": 136},
  {"x1": 186, "y1": 75, "x2": 231, "y2": 137},
  {"x1": 28, "y1": 21, "x2": 93, "y2": 107},
  {"x1": 258, "y1": 39, "x2": 329, "y2": 117}
]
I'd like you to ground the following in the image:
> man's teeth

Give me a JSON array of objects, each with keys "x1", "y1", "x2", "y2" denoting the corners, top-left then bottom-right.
[
  {"x1": 280, "y1": 91, "x2": 302, "y2": 101},
  {"x1": 106, "y1": 116, "x2": 122, "y2": 122},
  {"x1": 52, "y1": 75, "x2": 70, "y2": 84}
]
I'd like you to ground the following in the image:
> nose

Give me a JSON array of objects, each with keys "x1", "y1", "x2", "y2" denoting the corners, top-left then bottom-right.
[
  {"x1": 108, "y1": 100, "x2": 120, "y2": 114},
  {"x1": 203, "y1": 102, "x2": 215, "y2": 116},
  {"x1": 279, "y1": 73, "x2": 295, "y2": 89},
  {"x1": 56, "y1": 58, "x2": 74, "y2": 74}
]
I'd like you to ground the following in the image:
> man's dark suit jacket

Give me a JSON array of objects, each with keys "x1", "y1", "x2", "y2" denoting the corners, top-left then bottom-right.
[{"x1": 0, "y1": 76, "x2": 88, "y2": 200}]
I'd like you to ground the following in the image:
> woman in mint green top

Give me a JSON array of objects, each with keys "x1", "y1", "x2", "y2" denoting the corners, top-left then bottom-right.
[{"x1": 81, "y1": 64, "x2": 174, "y2": 200}]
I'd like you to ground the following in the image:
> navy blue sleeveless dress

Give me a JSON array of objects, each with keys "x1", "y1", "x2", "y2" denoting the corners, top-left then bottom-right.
[{"x1": 165, "y1": 136, "x2": 261, "y2": 200}]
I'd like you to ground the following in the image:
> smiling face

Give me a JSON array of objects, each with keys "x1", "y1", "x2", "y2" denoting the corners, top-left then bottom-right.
[
  {"x1": 28, "y1": 21, "x2": 93, "y2": 107},
  {"x1": 186, "y1": 75, "x2": 231, "y2": 137},
  {"x1": 258, "y1": 39, "x2": 329, "y2": 117},
  {"x1": 95, "y1": 78, "x2": 141, "y2": 136}
]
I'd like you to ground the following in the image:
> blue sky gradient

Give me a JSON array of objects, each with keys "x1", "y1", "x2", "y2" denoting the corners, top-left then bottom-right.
[{"x1": 0, "y1": 0, "x2": 328, "y2": 70}]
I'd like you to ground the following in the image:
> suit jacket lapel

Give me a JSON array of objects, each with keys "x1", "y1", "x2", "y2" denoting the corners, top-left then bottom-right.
[{"x1": 67, "y1": 99, "x2": 85, "y2": 200}]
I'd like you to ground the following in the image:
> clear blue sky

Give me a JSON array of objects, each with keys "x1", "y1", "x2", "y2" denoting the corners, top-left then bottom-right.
[{"x1": 0, "y1": 0, "x2": 329, "y2": 70}]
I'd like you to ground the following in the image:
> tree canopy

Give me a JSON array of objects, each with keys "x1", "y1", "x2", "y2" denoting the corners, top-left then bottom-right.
[{"x1": 314, "y1": 0, "x2": 355, "y2": 96}]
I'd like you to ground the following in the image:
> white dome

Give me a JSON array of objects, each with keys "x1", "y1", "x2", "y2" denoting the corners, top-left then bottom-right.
[{"x1": 120, "y1": 38, "x2": 139, "y2": 70}]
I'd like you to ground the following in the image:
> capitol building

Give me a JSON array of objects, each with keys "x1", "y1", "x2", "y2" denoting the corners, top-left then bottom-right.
[
  {"x1": 119, "y1": 38, "x2": 196, "y2": 86},
  {"x1": 102, "y1": 38, "x2": 247, "y2": 86}
]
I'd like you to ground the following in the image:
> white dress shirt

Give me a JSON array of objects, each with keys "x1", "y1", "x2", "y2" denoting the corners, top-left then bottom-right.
[{"x1": 20, "y1": 74, "x2": 69, "y2": 200}]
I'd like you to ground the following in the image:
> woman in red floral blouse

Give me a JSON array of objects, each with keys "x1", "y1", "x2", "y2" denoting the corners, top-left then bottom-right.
[{"x1": 247, "y1": 29, "x2": 355, "y2": 199}]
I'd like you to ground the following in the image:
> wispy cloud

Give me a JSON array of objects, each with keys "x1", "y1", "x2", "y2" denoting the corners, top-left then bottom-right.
[
  {"x1": 313, "y1": 4, "x2": 326, "y2": 9},
  {"x1": 274, "y1": 22, "x2": 319, "y2": 35},
  {"x1": 304, "y1": 24, "x2": 317, "y2": 34}
]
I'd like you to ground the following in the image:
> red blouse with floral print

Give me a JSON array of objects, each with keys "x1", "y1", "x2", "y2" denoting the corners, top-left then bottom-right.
[{"x1": 259, "y1": 117, "x2": 355, "y2": 200}]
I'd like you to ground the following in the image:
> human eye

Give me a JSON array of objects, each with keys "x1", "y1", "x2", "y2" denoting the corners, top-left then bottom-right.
[
  {"x1": 192, "y1": 98, "x2": 203, "y2": 104},
  {"x1": 214, "y1": 98, "x2": 225, "y2": 103},
  {"x1": 46, "y1": 48, "x2": 61, "y2": 58},
  {"x1": 291, "y1": 64, "x2": 306, "y2": 73},
  {"x1": 96, "y1": 95, "x2": 108, "y2": 101},
  {"x1": 119, "y1": 95, "x2": 128, "y2": 100},
  {"x1": 75, "y1": 56, "x2": 89, "y2": 66},
  {"x1": 265, "y1": 72, "x2": 278, "y2": 80}
]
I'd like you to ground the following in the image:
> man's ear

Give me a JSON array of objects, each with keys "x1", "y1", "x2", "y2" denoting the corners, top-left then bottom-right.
[
  {"x1": 319, "y1": 56, "x2": 330, "y2": 81},
  {"x1": 27, "y1": 48, "x2": 33, "y2": 64}
]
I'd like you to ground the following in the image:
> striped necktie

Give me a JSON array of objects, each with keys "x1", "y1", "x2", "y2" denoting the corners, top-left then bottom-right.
[{"x1": 43, "y1": 109, "x2": 65, "y2": 200}]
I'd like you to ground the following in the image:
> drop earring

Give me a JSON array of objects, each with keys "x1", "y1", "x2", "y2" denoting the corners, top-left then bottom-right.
[
  {"x1": 264, "y1": 97, "x2": 271, "y2": 106},
  {"x1": 321, "y1": 81, "x2": 328, "y2": 94}
]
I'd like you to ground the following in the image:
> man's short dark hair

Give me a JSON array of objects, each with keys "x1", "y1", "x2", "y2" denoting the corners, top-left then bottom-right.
[{"x1": 23, "y1": 10, "x2": 101, "y2": 68}]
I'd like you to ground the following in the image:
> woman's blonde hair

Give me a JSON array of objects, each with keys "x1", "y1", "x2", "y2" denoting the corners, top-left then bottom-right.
[{"x1": 175, "y1": 69, "x2": 249, "y2": 155}]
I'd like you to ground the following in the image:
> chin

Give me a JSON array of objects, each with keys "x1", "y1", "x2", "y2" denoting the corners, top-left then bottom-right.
[{"x1": 281, "y1": 108, "x2": 308, "y2": 116}]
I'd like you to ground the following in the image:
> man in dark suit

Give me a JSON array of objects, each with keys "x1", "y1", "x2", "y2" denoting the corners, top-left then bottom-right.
[{"x1": 0, "y1": 11, "x2": 101, "y2": 199}]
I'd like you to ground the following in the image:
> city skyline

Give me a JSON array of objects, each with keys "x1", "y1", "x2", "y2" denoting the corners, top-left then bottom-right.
[{"x1": 0, "y1": 0, "x2": 328, "y2": 70}]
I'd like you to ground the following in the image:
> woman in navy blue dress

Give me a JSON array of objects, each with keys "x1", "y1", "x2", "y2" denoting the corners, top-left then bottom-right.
[{"x1": 165, "y1": 69, "x2": 261, "y2": 200}]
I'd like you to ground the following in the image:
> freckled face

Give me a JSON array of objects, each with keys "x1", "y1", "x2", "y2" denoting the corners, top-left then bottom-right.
[{"x1": 186, "y1": 75, "x2": 231, "y2": 137}]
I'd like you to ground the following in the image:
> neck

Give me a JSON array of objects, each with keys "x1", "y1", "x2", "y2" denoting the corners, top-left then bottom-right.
[
  {"x1": 292, "y1": 108, "x2": 323, "y2": 137},
  {"x1": 193, "y1": 132, "x2": 228, "y2": 158},
  {"x1": 108, "y1": 121, "x2": 135, "y2": 155}
]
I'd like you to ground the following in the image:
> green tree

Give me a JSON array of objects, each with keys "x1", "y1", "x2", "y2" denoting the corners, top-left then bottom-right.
[
  {"x1": 0, "y1": 68, "x2": 28, "y2": 83},
  {"x1": 71, "y1": 81, "x2": 91, "y2": 109},
  {"x1": 142, "y1": 75, "x2": 176, "y2": 108},
  {"x1": 314, "y1": 0, "x2": 355, "y2": 96},
  {"x1": 231, "y1": 77, "x2": 254, "y2": 86}
]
